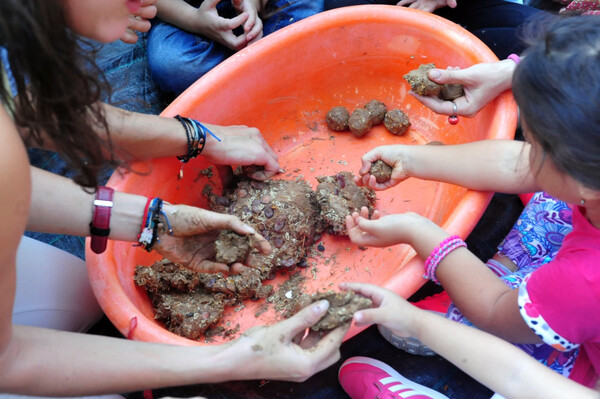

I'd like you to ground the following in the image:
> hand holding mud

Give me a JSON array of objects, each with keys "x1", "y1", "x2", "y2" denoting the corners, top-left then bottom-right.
[
  {"x1": 154, "y1": 203, "x2": 270, "y2": 274},
  {"x1": 409, "y1": 61, "x2": 517, "y2": 118},
  {"x1": 355, "y1": 145, "x2": 410, "y2": 190}
]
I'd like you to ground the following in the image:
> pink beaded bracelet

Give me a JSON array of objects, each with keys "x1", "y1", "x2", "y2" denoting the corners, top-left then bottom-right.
[
  {"x1": 423, "y1": 235, "x2": 467, "y2": 285},
  {"x1": 507, "y1": 53, "x2": 521, "y2": 64}
]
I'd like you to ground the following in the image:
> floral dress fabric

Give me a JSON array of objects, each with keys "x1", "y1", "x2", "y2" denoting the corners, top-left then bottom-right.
[{"x1": 446, "y1": 192, "x2": 578, "y2": 377}]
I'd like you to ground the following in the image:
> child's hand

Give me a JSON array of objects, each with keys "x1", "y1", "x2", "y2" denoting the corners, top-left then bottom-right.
[
  {"x1": 340, "y1": 282, "x2": 422, "y2": 339},
  {"x1": 355, "y1": 145, "x2": 410, "y2": 190},
  {"x1": 410, "y1": 61, "x2": 516, "y2": 118},
  {"x1": 346, "y1": 207, "x2": 422, "y2": 247},
  {"x1": 396, "y1": 0, "x2": 456, "y2": 13},
  {"x1": 233, "y1": 0, "x2": 264, "y2": 44},
  {"x1": 120, "y1": 0, "x2": 158, "y2": 44},
  {"x1": 194, "y1": 0, "x2": 251, "y2": 51}
]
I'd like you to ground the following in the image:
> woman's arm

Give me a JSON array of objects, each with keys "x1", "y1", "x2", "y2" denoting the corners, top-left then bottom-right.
[{"x1": 0, "y1": 300, "x2": 345, "y2": 395}]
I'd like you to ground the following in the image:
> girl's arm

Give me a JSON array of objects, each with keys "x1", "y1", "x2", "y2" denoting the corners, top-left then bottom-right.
[
  {"x1": 344, "y1": 283, "x2": 599, "y2": 399},
  {"x1": 347, "y1": 211, "x2": 540, "y2": 342},
  {"x1": 359, "y1": 140, "x2": 540, "y2": 194}
]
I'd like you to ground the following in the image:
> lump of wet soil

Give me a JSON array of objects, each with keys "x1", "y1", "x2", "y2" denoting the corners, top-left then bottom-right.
[
  {"x1": 370, "y1": 160, "x2": 393, "y2": 184},
  {"x1": 326, "y1": 106, "x2": 350, "y2": 131},
  {"x1": 404, "y1": 63, "x2": 464, "y2": 101},
  {"x1": 134, "y1": 260, "x2": 273, "y2": 339},
  {"x1": 439, "y1": 83, "x2": 464, "y2": 101},
  {"x1": 296, "y1": 290, "x2": 373, "y2": 331},
  {"x1": 364, "y1": 99, "x2": 387, "y2": 126},
  {"x1": 135, "y1": 172, "x2": 380, "y2": 341},
  {"x1": 152, "y1": 290, "x2": 225, "y2": 341},
  {"x1": 215, "y1": 230, "x2": 251, "y2": 265},
  {"x1": 384, "y1": 109, "x2": 411, "y2": 136},
  {"x1": 316, "y1": 171, "x2": 376, "y2": 235},
  {"x1": 209, "y1": 178, "x2": 324, "y2": 275},
  {"x1": 404, "y1": 63, "x2": 441, "y2": 96},
  {"x1": 348, "y1": 108, "x2": 372, "y2": 137}
]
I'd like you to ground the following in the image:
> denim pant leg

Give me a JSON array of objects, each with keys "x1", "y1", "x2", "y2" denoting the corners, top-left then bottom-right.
[
  {"x1": 147, "y1": 20, "x2": 234, "y2": 95},
  {"x1": 262, "y1": 0, "x2": 325, "y2": 35}
]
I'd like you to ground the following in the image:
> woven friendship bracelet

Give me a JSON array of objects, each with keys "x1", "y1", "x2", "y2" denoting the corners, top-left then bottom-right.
[
  {"x1": 137, "y1": 197, "x2": 174, "y2": 252},
  {"x1": 423, "y1": 235, "x2": 467, "y2": 285}
]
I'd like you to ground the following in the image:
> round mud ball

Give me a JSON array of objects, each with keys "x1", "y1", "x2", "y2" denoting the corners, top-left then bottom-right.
[
  {"x1": 384, "y1": 109, "x2": 411, "y2": 135},
  {"x1": 370, "y1": 160, "x2": 393, "y2": 184},
  {"x1": 439, "y1": 83, "x2": 465, "y2": 101},
  {"x1": 326, "y1": 106, "x2": 350, "y2": 131},
  {"x1": 364, "y1": 99, "x2": 387, "y2": 125},
  {"x1": 403, "y1": 63, "x2": 442, "y2": 96},
  {"x1": 348, "y1": 108, "x2": 372, "y2": 137}
]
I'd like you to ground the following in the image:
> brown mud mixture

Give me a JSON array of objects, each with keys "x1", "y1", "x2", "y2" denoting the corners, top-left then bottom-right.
[
  {"x1": 135, "y1": 173, "x2": 376, "y2": 341},
  {"x1": 294, "y1": 290, "x2": 373, "y2": 331},
  {"x1": 384, "y1": 109, "x2": 411, "y2": 136},
  {"x1": 348, "y1": 108, "x2": 372, "y2": 137},
  {"x1": 316, "y1": 171, "x2": 376, "y2": 235},
  {"x1": 370, "y1": 160, "x2": 393, "y2": 184},
  {"x1": 326, "y1": 106, "x2": 350, "y2": 131},
  {"x1": 404, "y1": 63, "x2": 464, "y2": 100}
]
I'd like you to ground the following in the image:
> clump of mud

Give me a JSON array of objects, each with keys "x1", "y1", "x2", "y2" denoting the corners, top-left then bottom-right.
[
  {"x1": 326, "y1": 106, "x2": 350, "y2": 131},
  {"x1": 294, "y1": 290, "x2": 373, "y2": 331},
  {"x1": 316, "y1": 171, "x2": 376, "y2": 235},
  {"x1": 384, "y1": 109, "x2": 411, "y2": 136},
  {"x1": 215, "y1": 230, "x2": 251, "y2": 264},
  {"x1": 135, "y1": 171, "x2": 376, "y2": 341},
  {"x1": 209, "y1": 178, "x2": 324, "y2": 276},
  {"x1": 404, "y1": 63, "x2": 464, "y2": 101},
  {"x1": 370, "y1": 160, "x2": 393, "y2": 184},
  {"x1": 134, "y1": 259, "x2": 272, "y2": 339}
]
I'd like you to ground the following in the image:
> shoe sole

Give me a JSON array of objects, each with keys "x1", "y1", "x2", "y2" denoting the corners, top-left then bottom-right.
[
  {"x1": 378, "y1": 325, "x2": 436, "y2": 356},
  {"x1": 340, "y1": 356, "x2": 449, "y2": 399}
]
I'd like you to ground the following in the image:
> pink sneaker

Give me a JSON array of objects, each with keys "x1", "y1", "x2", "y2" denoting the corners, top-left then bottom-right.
[
  {"x1": 413, "y1": 291, "x2": 452, "y2": 315},
  {"x1": 339, "y1": 356, "x2": 449, "y2": 399}
]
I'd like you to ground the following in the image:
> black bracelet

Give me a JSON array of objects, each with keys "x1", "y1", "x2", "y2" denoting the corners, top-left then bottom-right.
[{"x1": 175, "y1": 115, "x2": 206, "y2": 163}]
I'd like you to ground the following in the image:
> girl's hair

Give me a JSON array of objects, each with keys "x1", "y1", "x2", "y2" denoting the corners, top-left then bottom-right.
[
  {"x1": 512, "y1": 15, "x2": 600, "y2": 191},
  {"x1": 0, "y1": 0, "x2": 119, "y2": 189}
]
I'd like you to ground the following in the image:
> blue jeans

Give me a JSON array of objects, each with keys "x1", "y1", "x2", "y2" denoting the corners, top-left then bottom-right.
[{"x1": 147, "y1": 0, "x2": 324, "y2": 95}]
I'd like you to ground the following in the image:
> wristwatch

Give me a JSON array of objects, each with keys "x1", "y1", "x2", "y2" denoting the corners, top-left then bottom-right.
[{"x1": 89, "y1": 186, "x2": 114, "y2": 254}]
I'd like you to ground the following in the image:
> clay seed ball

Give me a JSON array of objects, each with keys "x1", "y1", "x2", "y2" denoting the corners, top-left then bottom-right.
[
  {"x1": 370, "y1": 160, "x2": 393, "y2": 184},
  {"x1": 439, "y1": 83, "x2": 465, "y2": 101},
  {"x1": 384, "y1": 108, "x2": 411, "y2": 136},
  {"x1": 403, "y1": 63, "x2": 442, "y2": 96},
  {"x1": 364, "y1": 99, "x2": 387, "y2": 125},
  {"x1": 326, "y1": 106, "x2": 350, "y2": 131},
  {"x1": 348, "y1": 108, "x2": 372, "y2": 137}
]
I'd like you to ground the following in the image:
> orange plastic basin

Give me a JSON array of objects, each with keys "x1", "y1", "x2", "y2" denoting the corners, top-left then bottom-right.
[{"x1": 86, "y1": 5, "x2": 517, "y2": 346}]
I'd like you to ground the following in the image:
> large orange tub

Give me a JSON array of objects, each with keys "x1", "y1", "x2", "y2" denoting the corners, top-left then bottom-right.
[{"x1": 87, "y1": 5, "x2": 517, "y2": 346}]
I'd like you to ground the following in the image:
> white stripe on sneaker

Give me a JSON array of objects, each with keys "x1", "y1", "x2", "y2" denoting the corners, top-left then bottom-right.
[{"x1": 385, "y1": 383, "x2": 428, "y2": 398}]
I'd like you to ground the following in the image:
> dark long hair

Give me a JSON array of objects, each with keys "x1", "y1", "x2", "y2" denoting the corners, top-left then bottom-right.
[
  {"x1": 0, "y1": 0, "x2": 119, "y2": 189},
  {"x1": 512, "y1": 15, "x2": 600, "y2": 190}
]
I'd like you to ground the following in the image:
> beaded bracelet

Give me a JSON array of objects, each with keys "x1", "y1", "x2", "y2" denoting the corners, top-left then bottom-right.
[
  {"x1": 137, "y1": 197, "x2": 174, "y2": 252},
  {"x1": 423, "y1": 235, "x2": 467, "y2": 285},
  {"x1": 507, "y1": 53, "x2": 521, "y2": 64}
]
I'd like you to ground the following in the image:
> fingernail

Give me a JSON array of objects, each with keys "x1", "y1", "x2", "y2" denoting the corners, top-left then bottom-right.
[
  {"x1": 429, "y1": 70, "x2": 441, "y2": 79},
  {"x1": 242, "y1": 225, "x2": 257, "y2": 235},
  {"x1": 354, "y1": 312, "x2": 363, "y2": 323},
  {"x1": 313, "y1": 300, "x2": 330, "y2": 313}
]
